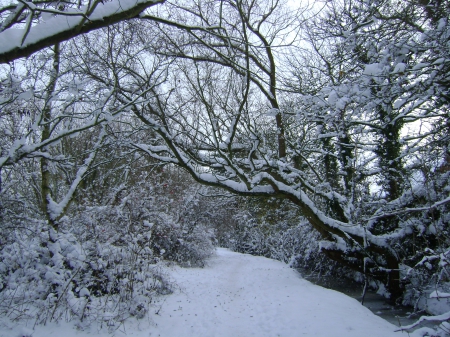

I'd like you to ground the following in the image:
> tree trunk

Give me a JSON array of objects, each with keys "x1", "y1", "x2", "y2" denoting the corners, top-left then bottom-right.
[{"x1": 40, "y1": 44, "x2": 60, "y2": 231}]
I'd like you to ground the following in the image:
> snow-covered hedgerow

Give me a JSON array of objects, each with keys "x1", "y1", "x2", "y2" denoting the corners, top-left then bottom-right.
[
  {"x1": 225, "y1": 199, "x2": 342, "y2": 277},
  {"x1": 398, "y1": 247, "x2": 450, "y2": 336},
  {"x1": 0, "y1": 144, "x2": 216, "y2": 327},
  {"x1": 0, "y1": 221, "x2": 171, "y2": 327},
  {"x1": 150, "y1": 217, "x2": 215, "y2": 267},
  {"x1": 267, "y1": 221, "x2": 341, "y2": 273},
  {"x1": 227, "y1": 212, "x2": 269, "y2": 257},
  {"x1": 65, "y1": 181, "x2": 215, "y2": 268}
]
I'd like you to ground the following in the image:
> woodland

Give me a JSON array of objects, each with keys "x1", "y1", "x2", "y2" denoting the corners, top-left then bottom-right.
[{"x1": 0, "y1": 0, "x2": 449, "y2": 333}]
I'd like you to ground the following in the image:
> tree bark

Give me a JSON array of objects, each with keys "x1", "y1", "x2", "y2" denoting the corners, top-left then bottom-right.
[{"x1": 40, "y1": 44, "x2": 60, "y2": 231}]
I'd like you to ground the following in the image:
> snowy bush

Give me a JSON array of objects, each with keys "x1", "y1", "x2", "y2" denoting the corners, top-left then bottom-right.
[
  {"x1": 0, "y1": 222, "x2": 171, "y2": 327},
  {"x1": 0, "y1": 168, "x2": 214, "y2": 328},
  {"x1": 267, "y1": 221, "x2": 340, "y2": 274},
  {"x1": 398, "y1": 247, "x2": 450, "y2": 336},
  {"x1": 151, "y1": 219, "x2": 215, "y2": 267},
  {"x1": 227, "y1": 212, "x2": 269, "y2": 256},
  {"x1": 223, "y1": 198, "x2": 343, "y2": 278},
  {"x1": 66, "y1": 180, "x2": 215, "y2": 268}
]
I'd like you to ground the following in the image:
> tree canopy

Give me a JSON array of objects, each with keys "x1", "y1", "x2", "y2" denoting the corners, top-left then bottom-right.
[{"x1": 1, "y1": 0, "x2": 449, "y2": 308}]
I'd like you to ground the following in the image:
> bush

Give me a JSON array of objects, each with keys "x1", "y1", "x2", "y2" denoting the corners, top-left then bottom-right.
[
  {"x1": 0, "y1": 222, "x2": 171, "y2": 327},
  {"x1": 0, "y1": 176, "x2": 215, "y2": 327},
  {"x1": 225, "y1": 205, "x2": 343, "y2": 277}
]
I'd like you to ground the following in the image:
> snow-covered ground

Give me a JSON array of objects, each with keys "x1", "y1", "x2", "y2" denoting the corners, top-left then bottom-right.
[{"x1": 1, "y1": 248, "x2": 406, "y2": 337}]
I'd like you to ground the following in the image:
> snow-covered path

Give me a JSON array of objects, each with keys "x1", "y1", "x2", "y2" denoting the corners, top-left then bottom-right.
[
  {"x1": 149, "y1": 248, "x2": 401, "y2": 337},
  {"x1": 1, "y1": 248, "x2": 405, "y2": 337}
]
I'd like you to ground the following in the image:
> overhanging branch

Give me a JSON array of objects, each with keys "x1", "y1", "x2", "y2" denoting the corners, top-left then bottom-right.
[{"x1": 0, "y1": 0, "x2": 164, "y2": 63}]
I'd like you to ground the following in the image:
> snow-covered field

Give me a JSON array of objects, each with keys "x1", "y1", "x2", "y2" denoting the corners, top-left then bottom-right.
[{"x1": 1, "y1": 248, "x2": 405, "y2": 337}]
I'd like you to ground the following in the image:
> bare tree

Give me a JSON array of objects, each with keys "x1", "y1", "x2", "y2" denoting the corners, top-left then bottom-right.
[
  {"x1": 118, "y1": 0, "x2": 449, "y2": 300},
  {"x1": 1, "y1": 0, "x2": 449, "y2": 305}
]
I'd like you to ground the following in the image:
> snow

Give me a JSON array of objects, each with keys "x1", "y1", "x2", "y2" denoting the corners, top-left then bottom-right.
[
  {"x1": 363, "y1": 63, "x2": 382, "y2": 76},
  {"x1": 0, "y1": 248, "x2": 402, "y2": 337},
  {"x1": 266, "y1": 108, "x2": 279, "y2": 116},
  {"x1": 430, "y1": 291, "x2": 450, "y2": 299},
  {"x1": 399, "y1": 310, "x2": 450, "y2": 332},
  {"x1": 0, "y1": 0, "x2": 160, "y2": 55},
  {"x1": 17, "y1": 89, "x2": 34, "y2": 100},
  {"x1": 412, "y1": 63, "x2": 430, "y2": 71},
  {"x1": 392, "y1": 63, "x2": 407, "y2": 74},
  {"x1": 416, "y1": 289, "x2": 450, "y2": 317}
]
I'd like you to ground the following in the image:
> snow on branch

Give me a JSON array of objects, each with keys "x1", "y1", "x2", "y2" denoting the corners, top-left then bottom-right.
[
  {"x1": 396, "y1": 311, "x2": 450, "y2": 332},
  {"x1": 0, "y1": 0, "x2": 164, "y2": 63},
  {"x1": 368, "y1": 196, "x2": 450, "y2": 221},
  {"x1": 430, "y1": 291, "x2": 450, "y2": 299},
  {"x1": 47, "y1": 127, "x2": 107, "y2": 221}
]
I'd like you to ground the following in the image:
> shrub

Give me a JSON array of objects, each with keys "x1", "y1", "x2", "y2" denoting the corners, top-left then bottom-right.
[{"x1": 0, "y1": 222, "x2": 171, "y2": 327}]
